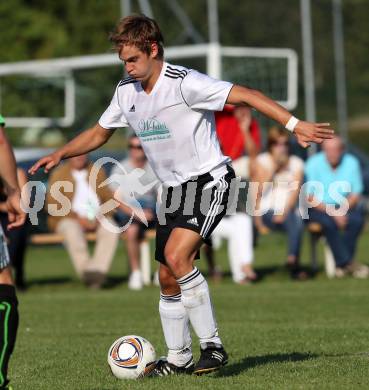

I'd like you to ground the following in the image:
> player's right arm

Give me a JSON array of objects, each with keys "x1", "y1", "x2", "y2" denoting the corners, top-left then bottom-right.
[
  {"x1": 180, "y1": 70, "x2": 333, "y2": 148},
  {"x1": 227, "y1": 85, "x2": 334, "y2": 148},
  {"x1": 29, "y1": 123, "x2": 114, "y2": 174}
]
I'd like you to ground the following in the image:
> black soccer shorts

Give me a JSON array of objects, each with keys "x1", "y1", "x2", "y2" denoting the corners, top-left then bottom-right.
[{"x1": 155, "y1": 165, "x2": 235, "y2": 263}]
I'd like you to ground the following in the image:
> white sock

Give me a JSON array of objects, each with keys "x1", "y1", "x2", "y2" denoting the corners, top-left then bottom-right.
[
  {"x1": 159, "y1": 292, "x2": 193, "y2": 366},
  {"x1": 178, "y1": 267, "x2": 222, "y2": 349}
]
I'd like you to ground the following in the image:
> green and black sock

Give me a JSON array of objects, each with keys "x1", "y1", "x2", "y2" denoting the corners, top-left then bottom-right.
[{"x1": 0, "y1": 285, "x2": 18, "y2": 389}]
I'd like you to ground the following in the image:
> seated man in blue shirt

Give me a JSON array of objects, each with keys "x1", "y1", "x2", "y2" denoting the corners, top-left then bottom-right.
[{"x1": 305, "y1": 135, "x2": 368, "y2": 278}]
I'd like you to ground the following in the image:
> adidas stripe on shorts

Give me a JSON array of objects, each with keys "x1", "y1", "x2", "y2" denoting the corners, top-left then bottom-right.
[
  {"x1": 155, "y1": 165, "x2": 235, "y2": 263},
  {"x1": 0, "y1": 224, "x2": 10, "y2": 269}
]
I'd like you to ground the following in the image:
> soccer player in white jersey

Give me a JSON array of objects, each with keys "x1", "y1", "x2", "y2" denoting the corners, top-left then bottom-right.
[
  {"x1": 0, "y1": 116, "x2": 27, "y2": 389},
  {"x1": 30, "y1": 15, "x2": 334, "y2": 376}
]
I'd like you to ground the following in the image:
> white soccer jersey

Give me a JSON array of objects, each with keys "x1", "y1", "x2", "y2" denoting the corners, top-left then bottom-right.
[{"x1": 99, "y1": 62, "x2": 233, "y2": 186}]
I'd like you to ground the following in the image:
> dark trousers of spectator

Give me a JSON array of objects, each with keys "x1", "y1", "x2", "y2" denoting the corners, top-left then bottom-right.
[
  {"x1": 308, "y1": 206, "x2": 365, "y2": 267},
  {"x1": 0, "y1": 213, "x2": 29, "y2": 288},
  {"x1": 262, "y1": 209, "x2": 303, "y2": 261}
]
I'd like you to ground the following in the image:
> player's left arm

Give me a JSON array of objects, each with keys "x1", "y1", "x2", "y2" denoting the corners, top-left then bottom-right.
[
  {"x1": 0, "y1": 128, "x2": 19, "y2": 193},
  {"x1": 0, "y1": 128, "x2": 26, "y2": 229},
  {"x1": 227, "y1": 85, "x2": 334, "y2": 148}
]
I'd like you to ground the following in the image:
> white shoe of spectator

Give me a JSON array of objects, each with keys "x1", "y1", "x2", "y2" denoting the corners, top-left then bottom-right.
[
  {"x1": 128, "y1": 270, "x2": 143, "y2": 290},
  {"x1": 347, "y1": 262, "x2": 369, "y2": 279},
  {"x1": 335, "y1": 261, "x2": 369, "y2": 279},
  {"x1": 324, "y1": 244, "x2": 336, "y2": 279}
]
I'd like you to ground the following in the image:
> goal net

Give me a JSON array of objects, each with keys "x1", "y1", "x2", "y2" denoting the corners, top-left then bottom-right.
[{"x1": 0, "y1": 44, "x2": 297, "y2": 146}]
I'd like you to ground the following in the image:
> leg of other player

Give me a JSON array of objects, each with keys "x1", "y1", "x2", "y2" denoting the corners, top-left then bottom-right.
[{"x1": 0, "y1": 266, "x2": 18, "y2": 390}]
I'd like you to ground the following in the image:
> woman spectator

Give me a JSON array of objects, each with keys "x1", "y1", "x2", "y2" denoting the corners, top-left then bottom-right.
[{"x1": 254, "y1": 127, "x2": 306, "y2": 279}]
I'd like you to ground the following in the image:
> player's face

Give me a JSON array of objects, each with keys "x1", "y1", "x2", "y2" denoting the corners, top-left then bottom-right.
[
  {"x1": 119, "y1": 44, "x2": 156, "y2": 81},
  {"x1": 270, "y1": 135, "x2": 289, "y2": 164}
]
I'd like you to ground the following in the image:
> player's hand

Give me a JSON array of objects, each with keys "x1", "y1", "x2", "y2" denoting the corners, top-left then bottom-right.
[
  {"x1": 293, "y1": 121, "x2": 334, "y2": 148},
  {"x1": 28, "y1": 152, "x2": 63, "y2": 175},
  {"x1": 6, "y1": 189, "x2": 26, "y2": 230}
]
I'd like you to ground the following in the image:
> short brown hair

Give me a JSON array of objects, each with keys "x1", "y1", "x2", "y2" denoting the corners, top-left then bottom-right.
[
  {"x1": 267, "y1": 126, "x2": 290, "y2": 152},
  {"x1": 110, "y1": 14, "x2": 164, "y2": 59}
]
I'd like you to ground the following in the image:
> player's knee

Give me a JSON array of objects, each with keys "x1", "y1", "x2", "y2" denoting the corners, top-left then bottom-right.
[
  {"x1": 164, "y1": 247, "x2": 183, "y2": 272},
  {"x1": 159, "y1": 266, "x2": 178, "y2": 292}
]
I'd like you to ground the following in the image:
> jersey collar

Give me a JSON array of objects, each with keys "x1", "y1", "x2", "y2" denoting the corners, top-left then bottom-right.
[{"x1": 139, "y1": 61, "x2": 167, "y2": 96}]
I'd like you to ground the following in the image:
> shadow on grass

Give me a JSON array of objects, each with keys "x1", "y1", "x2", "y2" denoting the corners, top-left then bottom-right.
[
  {"x1": 216, "y1": 352, "x2": 318, "y2": 377},
  {"x1": 214, "y1": 265, "x2": 298, "y2": 280},
  {"x1": 104, "y1": 275, "x2": 128, "y2": 289},
  {"x1": 26, "y1": 276, "x2": 73, "y2": 287},
  {"x1": 254, "y1": 265, "x2": 282, "y2": 278},
  {"x1": 24, "y1": 275, "x2": 129, "y2": 289},
  {"x1": 255, "y1": 265, "x2": 317, "y2": 281},
  {"x1": 206, "y1": 268, "x2": 280, "y2": 282}
]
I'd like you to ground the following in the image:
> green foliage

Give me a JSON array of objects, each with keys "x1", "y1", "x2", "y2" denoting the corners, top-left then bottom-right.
[{"x1": 0, "y1": 0, "x2": 120, "y2": 60}]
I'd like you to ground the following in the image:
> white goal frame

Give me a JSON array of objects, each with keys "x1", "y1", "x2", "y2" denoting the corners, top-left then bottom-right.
[{"x1": 0, "y1": 43, "x2": 298, "y2": 128}]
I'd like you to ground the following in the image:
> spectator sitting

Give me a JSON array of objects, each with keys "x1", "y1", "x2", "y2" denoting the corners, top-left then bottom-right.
[
  {"x1": 46, "y1": 154, "x2": 120, "y2": 288},
  {"x1": 109, "y1": 135, "x2": 158, "y2": 290},
  {"x1": 305, "y1": 135, "x2": 368, "y2": 278},
  {"x1": 216, "y1": 105, "x2": 261, "y2": 179},
  {"x1": 211, "y1": 209, "x2": 256, "y2": 284},
  {"x1": 254, "y1": 127, "x2": 306, "y2": 279},
  {"x1": 0, "y1": 168, "x2": 29, "y2": 290}
]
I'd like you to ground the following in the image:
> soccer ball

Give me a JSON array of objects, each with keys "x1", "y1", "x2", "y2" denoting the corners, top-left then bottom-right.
[{"x1": 107, "y1": 335, "x2": 156, "y2": 379}]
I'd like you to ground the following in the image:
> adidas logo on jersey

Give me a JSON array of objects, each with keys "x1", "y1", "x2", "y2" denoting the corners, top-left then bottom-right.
[
  {"x1": 187, "y1": 217, "x2": 199, "y2": 227},
  {"x1": 129, "y1": 105, "x2": 135, "y2": 112}
]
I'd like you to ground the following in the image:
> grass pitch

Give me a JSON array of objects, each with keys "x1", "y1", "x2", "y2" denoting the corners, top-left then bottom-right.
[{"x1": 10, "y1": 229, "x2": 369, "y2": 389}]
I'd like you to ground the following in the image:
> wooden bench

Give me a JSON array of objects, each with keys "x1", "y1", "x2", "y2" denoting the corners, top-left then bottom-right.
[
  {"x1": 30, "y1": 232, "x2": 97, "y2": 245},
  {"x1": 30, "y1": 229, "x2": 157, "y2": 285},
  {"x1": 307, "y1": 223, "x2": 336, "y2": 278}
]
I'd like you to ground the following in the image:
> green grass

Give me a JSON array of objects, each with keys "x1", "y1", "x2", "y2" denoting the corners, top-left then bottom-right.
[{"x1": 10, "y1": 228, "x2": 369, "y2": 389}]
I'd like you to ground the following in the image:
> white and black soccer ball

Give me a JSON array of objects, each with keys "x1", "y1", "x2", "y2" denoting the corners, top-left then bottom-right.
[{"x1": 107, "y1": 335, "x2": 156, "y2": 379}]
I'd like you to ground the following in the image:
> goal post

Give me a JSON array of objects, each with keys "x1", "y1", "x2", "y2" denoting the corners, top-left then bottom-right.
[
  {"x1": 220, "y1": 46, "x2": 298, "y2": 110},
  {"x1": 0, "y1": 43, "x2": 298, "y2": 129}
]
